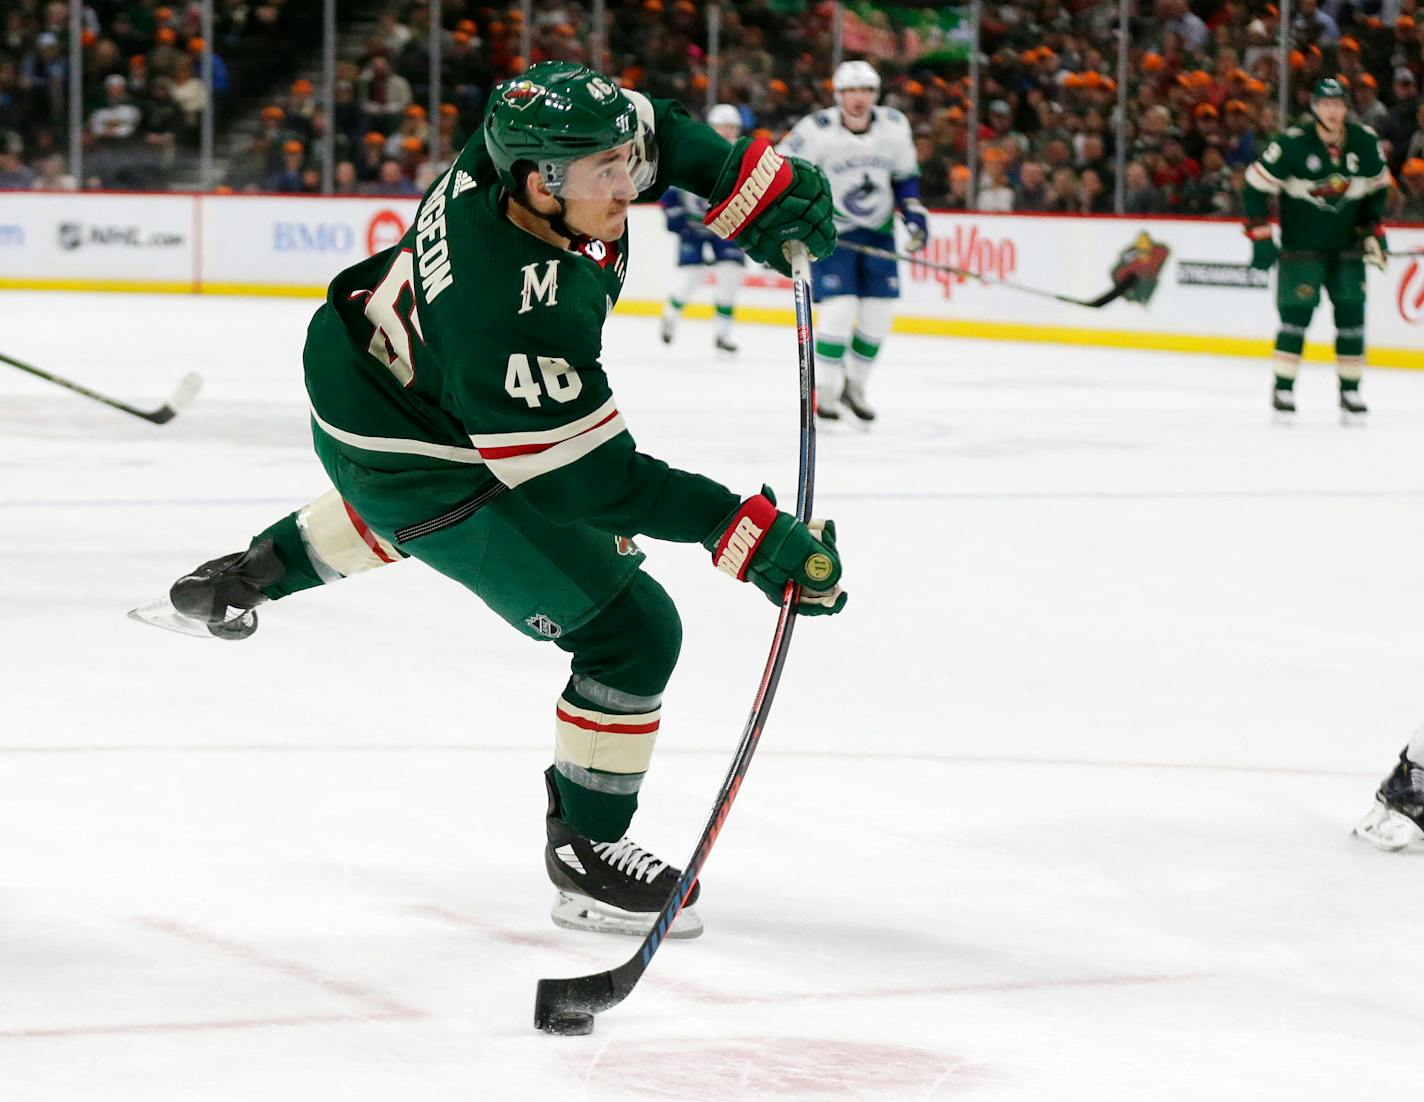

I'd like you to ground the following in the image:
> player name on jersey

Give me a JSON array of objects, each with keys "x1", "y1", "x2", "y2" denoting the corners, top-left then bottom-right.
[{"x1": 415, "y1": 168, "x2": 456, "y2": 302}]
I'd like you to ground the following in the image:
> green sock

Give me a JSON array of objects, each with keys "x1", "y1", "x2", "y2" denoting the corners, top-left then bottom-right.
[{"x1": 552, "y1": 769, "x2": 639, "y2": 842}]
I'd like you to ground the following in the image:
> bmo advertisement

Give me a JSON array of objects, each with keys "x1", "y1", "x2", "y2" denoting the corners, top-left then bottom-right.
[{"x1": 200, "y1": 195, "x2": 417, "y2": 291}]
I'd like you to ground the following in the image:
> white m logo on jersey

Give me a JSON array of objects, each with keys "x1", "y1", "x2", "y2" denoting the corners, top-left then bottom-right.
[{"x1": 519, "y1": 260, "x2": 559, "y2": 314}]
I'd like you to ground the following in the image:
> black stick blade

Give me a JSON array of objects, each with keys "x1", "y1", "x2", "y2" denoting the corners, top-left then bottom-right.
[
  {"x1": 140, "y1": 372, "x2": 204, "y2": 423},
  {"x1": 534, "y1": 971, "x2": 623, "y2": 1035},
  {"x1": 1057, "y1": 272, "x2": 1138, "y2": 309}
]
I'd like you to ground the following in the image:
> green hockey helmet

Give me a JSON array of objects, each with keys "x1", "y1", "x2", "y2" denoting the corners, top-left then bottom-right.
[
  {"x1": 1311, "y1": 77, "x2": 1348, "y2": 102},
  {"x1": 484, "y1": 63, "x2": 657, "y2": 196}
]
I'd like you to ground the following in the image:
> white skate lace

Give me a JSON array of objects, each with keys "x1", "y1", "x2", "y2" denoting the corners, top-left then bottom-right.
[{"x1": 590, "y1": 838, "x2": 667, "y2": 883}]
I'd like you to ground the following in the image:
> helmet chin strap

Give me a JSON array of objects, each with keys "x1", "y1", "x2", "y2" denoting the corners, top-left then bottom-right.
[{"x1": 510, "y1": 190, "x2": 581, "y2": 243}]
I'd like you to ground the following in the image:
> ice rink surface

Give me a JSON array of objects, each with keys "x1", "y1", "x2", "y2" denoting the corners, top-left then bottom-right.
[{"x1": 3, "y1": 291, "x2": 1424, "y2": 1101}]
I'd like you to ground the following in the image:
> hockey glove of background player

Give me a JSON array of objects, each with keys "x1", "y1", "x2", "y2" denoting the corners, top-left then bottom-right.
[
  {"x1": 169, "y1": 538, "x2": 285, "y2": 640},
  {"x1": 1358, "y1": 223, "x2": 1388, "y2": 271},
  {"x1": 704, "y1": 136, "x2": 836, "y2": 277},
  {"x1": 901, "y1": 199, "x2": 929, "y2": 252},
  {"x1": 1245, "y1": 219, "x2": 1278, "y2": 270},
  {"x1": 704, "y1": 487, "x2": 847, "y2": 616}
]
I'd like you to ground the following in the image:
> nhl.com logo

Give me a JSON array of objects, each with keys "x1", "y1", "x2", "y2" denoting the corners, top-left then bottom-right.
[
  {"x1": 57, "y1": 221, "x2": 183, "y2": 250},
  {"x1": 1399, "y1": 259, "x2": 1424, "y2": 326}
]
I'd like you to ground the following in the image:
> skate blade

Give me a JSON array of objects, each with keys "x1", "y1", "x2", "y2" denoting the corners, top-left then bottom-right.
[
  {"x1": 1271, "y1": 409, "x2": 1295, "y2": 425},
  {"x1": 1338, "y1": 409, "x2": 1368, "y2": 427},
  {"x1": 127, "y1": 597, "x2": 254, "y2": 640},
  {"x1": 550, "y1": 891, "x2": 703, "y2": 939},
  {"x1": 1353, "y1": 804, "x2": 1424, "y2": 852}
]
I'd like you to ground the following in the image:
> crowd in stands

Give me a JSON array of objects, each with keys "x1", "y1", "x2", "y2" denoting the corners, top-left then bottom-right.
[
  {"x1": 1, "y1": 0, "x2": 1422, "y2": 221},
  {"x1": 0, "y1": 0, "x2": 316, "y2": 188}
]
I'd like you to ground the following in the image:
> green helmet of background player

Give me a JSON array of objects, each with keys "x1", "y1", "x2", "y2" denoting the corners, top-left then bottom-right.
[
  {"x1": 483, "y1": 63, "x2": 657, "y2": 195},
  {"x1": 1311, "y1": 77, "x2": 1348, "y2": 103}
]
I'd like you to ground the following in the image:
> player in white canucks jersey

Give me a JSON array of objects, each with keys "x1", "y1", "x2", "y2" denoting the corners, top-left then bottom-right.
[
  {"x1": 659, "y1": 104, "x2": 747, "y2": 353},
  {"x1": 778, "y1": 60, "x2": 927, "y2": 422}
]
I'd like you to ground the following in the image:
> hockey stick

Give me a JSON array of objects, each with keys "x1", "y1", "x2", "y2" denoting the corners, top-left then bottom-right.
[
  {"x1": 836, "y1": 239, "x2": 1138, "y2": 309},
  {"x1": 532, "y1": 239, "x2": 818, "y2": 1036},
  {"x1": 0, "y1": 350, "x2": 202, "y2": 424}
]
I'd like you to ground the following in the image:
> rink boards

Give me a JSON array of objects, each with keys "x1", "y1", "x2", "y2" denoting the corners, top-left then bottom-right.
[{"x1": 1, "y1": 191, "x2": 1420, "y2": 368}]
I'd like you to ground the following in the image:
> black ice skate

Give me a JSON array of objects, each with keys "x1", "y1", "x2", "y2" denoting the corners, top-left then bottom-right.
[
  {"x1": 543, "y1": 767, "x2": 703, "y2": 938},
  {"x1": 841, "y1": 380, "x2": 878, "y2": 423},
  {"x1": 659, "y1": 316, "x2": 675, "y2": 345},
  {"x1": 1271, "y1": 387, "x2": 1296, "y2": 415},
  {"x1": 129, "y1": 539, "x2": 284, "y2": 640},
  {"x1": 1339, "y1": 388, "x2": 1368, "y2": 422},
  {"x1": 714, "y1": 335, "x2": 739, "y2": 354},
  {"x1": 814, "y1": 385, "x2": 842, "y2": 421},
  {"x1": 1354, "y1": 750, "x2": 1424, "y2": 851}
]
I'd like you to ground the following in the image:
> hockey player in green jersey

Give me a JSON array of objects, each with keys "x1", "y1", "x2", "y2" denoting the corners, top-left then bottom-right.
[
  {"x1": 151, "y1": 64, "x2": 843, "y2": 939},
  {"x1": 1244, "y1": 77, "x2": 1390, "y2": 418}
]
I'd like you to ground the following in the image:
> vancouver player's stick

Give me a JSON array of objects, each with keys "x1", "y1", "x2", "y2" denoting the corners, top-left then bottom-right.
[
  {"x1": 837, "y1": 239, "x2": 1138, "y2": 309},
  {"x1": 0, "y1": 350, "x2": 202, "y2": 424},
  {"x1": 532, "y1": 239, "x2": 818, "y2": 1037}
]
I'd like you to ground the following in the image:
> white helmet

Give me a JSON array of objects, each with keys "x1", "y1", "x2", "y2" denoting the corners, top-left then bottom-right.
[
  {"x1": 833, "y1": 60, "x2": 880, "y2": 100},
  {"x1": 706, "y1": 103, "x2": 743, "y2": 133}
]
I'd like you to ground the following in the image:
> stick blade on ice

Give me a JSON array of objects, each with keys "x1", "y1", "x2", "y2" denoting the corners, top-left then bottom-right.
[{"x1": 145, "y1": 372, "x2": 204, "y2": 424}]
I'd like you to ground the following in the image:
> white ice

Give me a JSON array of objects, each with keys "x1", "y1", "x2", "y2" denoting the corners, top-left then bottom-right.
[{"x1": 3, "y1": 291, "x2": 1423, "y2": 1101}]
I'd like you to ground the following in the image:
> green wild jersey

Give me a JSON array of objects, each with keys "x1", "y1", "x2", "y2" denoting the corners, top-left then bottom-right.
[
  {"x1": 305, "y1": 96, "x2": 742, "y2": 545},
  {"x1": 1244, "y1": 120, "x2": 1389, "y2": 252}
]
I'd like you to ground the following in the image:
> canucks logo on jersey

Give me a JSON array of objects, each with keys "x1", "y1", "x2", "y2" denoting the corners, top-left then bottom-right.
[{"x1": 843, "y1": 173, "x2": 880, "y2": 219}]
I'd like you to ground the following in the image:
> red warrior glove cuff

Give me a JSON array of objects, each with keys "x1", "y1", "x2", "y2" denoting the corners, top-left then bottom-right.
[
  {"x1": 1244, "y1": 221, "x2": 1273, "y2": 241},
  {"x1": 710, "y1": 493, "x2": 780, "y2": 580},
  {"x1": 704, "y1": 138, "x2": 794, "y2": 241}
]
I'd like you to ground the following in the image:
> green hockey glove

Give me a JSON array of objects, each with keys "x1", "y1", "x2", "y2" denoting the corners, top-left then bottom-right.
[
  {"x1": 1245, "y1": 220, "x2": 1277, "y2": 271},
  {"x1": 704, "y1": 136, "x2": 836, "y2": 277},
  {"x1": 703, "y1": 486, "x2": 847, "y2": 616},
  {"x1": 1358, "y1": 224, "x2": 1388, "y2": 271}
]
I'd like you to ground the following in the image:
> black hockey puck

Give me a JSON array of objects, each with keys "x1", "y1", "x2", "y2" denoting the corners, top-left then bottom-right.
[{"x1": 540, "y1": 1010, "x2": 595, "y2": 1036}]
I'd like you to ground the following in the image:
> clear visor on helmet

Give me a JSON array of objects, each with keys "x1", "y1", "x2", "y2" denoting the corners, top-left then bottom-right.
[{"x1": 539, "y1": 130, "x2": 657, "y2": 200}]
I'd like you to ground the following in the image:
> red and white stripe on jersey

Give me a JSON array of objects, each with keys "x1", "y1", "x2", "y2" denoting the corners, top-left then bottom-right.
[
  {"x1": 1244, "y1": 161, "x2": 1283, "y2": 195},
  {"x1": 470, "y1": 396, "x2": 627, "y2": 489},
  {"x1": 295, "y1": 489, "x2": 399, "y2": 580},
  {"x1": 554, "y1": 695, "x2": 661, "y2": 776}
]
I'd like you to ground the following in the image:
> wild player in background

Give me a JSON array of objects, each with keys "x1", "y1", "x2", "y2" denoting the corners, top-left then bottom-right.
[
  {"x1": 778, "y1": 60, "x2": 927, "y2": 423},
  {"x1": 146, "y1": 64, "x2": 843, "y2": 940},
  {"x1": 1244, "y1": 78, "x2": 1389, "y2": 419},
  {"x1": 1356, "y1": 729, "x2": 1424, "y2": 852},
  {"x1": 659, "y1": 103, "x2": 747, "y2": 353}
]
